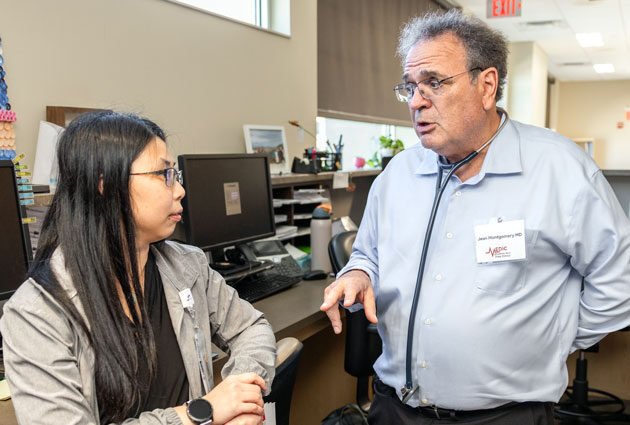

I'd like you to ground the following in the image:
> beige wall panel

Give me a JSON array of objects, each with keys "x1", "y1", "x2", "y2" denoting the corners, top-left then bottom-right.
[
  {"x1": 557, "y1": 80, "x2": 630, "y2": 169},
  {"x1": 0, "y1": 0, "x2": 317, "y2": 171}
]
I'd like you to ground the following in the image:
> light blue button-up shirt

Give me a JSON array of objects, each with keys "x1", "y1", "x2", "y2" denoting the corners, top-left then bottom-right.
[{"x1": 339, "y1": 118, "x2": 630, "y2": 410}]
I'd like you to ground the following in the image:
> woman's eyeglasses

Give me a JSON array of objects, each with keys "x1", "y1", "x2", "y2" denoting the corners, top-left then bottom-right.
[{"x1": 130, "y1": 167, "x2": 183, "y2": 187}]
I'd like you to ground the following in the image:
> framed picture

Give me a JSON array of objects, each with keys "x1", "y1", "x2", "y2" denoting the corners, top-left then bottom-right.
[{"x1": 243, "y1": 125, "x2": 290, "y2": 174}]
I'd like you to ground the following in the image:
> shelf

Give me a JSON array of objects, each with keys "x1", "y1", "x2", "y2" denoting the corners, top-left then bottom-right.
[
  {"x1": 296, "y1": 228, "x2": 310, "y2": 237},
  {"x1": 271, "y1": 169, "x2": 380, "y2": 186},
  {"x1": 293, "y1": 213, "x2": 312, "y2": 220},
  {"x1": 277, "y1": 227, "x2": 310, "y2": 241}
]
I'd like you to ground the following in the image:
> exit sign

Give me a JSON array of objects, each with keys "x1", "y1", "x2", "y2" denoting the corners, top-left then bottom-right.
[{"x1": 487, "y1": 0, "x2": 522, "y2": 18}]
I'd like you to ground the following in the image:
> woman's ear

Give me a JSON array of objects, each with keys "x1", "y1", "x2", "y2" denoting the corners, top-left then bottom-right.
[{"x1": 99, "y1": 175, "x2": 104, "y2": 195}]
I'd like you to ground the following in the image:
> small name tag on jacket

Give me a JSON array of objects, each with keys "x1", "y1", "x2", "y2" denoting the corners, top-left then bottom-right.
[{"x1": 474, "y1": 219, "x2": 526, "y2": 263}]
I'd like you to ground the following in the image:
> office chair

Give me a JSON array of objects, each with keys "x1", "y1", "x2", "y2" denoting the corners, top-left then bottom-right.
[
  {"x1": 263, "y1": 337, "x2": 303, "y2": 425},
  {"x1": 328, "y1": 231, "x2": 382, "y2": 412},
  {"x1": 555, "y1": 327, "x2": 630, "y2": 424}
]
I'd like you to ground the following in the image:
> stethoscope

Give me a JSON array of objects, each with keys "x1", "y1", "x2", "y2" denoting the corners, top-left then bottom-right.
[{"x1": 400, "y1": 108, "x2": 509, "y2": 404}]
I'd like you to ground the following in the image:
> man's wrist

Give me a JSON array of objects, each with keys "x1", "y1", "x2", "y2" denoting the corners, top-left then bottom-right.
[{"x1": 343, "y1": 268, "x2": 371, "y2": 280}]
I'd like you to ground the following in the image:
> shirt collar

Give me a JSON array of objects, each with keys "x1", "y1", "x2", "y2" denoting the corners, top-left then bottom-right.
[{"x1": 413, "y1": 116, "x2": 522, "y2": 176}]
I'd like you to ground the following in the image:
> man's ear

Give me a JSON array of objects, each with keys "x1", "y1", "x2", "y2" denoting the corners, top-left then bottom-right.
[{"x1": 478, "y1": 67, "x2": 499, "y2": 111}]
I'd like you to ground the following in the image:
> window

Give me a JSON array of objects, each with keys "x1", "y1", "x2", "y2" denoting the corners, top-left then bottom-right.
[
  {"x1": 164, "y1": 0, "x2": 290, "y2": 36},
  {"x1": 316, "y1": 117, "x2": 419, "y2": 171}
]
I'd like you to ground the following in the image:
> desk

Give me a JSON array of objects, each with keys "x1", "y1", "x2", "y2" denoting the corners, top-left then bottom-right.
[{"x1": 0, "y1": 276, "x2": 354, "y2": 425}]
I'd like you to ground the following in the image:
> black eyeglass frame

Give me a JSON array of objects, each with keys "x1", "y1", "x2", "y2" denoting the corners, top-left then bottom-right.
[
  {"x1": 394, "y1": 67, "x2": 483, "y2": 102},
  {"x1": 130, "y1": 167, "x2": 183, "y2": 187}
]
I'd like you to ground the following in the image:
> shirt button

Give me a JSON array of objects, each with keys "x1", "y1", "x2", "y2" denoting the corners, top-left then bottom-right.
[
  {"x1": 422, "y1": 398, "x2": 429, "y2": 404},
  {"x1": 421, "y1": 361, "x2": 427, "y2": 368},
  {"x1": 424, "y1": 318, "x2": 431, "y2": 325},
  {"x1": 446, "y1": 232, "x2": 453, "y2": 239},
  {"x1": 435, "y1": 273, "x2": 442, "y2": 281},
  {"x1": 455, "y1": 191, "x2": 462, "y2": 197}
]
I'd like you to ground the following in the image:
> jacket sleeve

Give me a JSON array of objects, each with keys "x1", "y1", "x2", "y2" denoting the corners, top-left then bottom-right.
[
  {"x1": 204, "y1": 267, "x2": 276, "y2": 393},
  {"x1": 0, "y1": 289, "x2": 182, "y2": 425}
]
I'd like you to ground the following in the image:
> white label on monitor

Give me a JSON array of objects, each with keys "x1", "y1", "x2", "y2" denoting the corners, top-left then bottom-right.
[{"x1": 224, "y1": 182, "x2": 242, "y2": 216}]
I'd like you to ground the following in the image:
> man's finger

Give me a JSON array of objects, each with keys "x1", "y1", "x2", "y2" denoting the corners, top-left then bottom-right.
[
  {"x1": 323, "y1": 303, "x2": 343, "y2": 334},
  {"x1": 320, "y1": 282, "x2": 345, "y2": 309},
  {"x1": 362, "y1": 285, "x2": 378, "y2": 324},
  {"x1": 342, "y1": 283, "x2": 358, "y2": 307}
]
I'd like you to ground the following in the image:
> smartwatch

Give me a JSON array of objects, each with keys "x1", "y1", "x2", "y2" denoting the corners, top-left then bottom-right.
[{"x1": 186, "y1": 398, "x2": 213, "y2": 425}]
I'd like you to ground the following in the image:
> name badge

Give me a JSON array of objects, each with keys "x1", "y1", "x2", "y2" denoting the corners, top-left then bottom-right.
[
  {"x1": 178, "y1": 288, "x2": 194, "y2": 309},
  {"x1": 474, "y1": 219, "x2": 526, "y2": 263}
]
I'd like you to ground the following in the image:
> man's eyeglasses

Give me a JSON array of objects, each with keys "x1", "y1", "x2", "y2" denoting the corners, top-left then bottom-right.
[
  {"x1": 393, "y1": 67, "x2": 482, "y2": 103},
  {"x1": 130, "y1": 167, "x2": 183, "y2": 187}
]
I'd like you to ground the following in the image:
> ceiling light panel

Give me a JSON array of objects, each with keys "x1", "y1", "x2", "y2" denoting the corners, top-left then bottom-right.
[
  {"x1": 575, "y1": 32, "x2": 604, "y2": 47},
  {"x1": 593, "y1": 63, "x2": 615, "y2": 73}
]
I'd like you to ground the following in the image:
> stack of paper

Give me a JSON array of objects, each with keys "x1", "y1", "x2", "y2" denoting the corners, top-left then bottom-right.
[
  {"x1": 274, "y1": 214, "x2": 288, "y2": 223},
  {"x1": 293, "y1": 188, "x2": 330, "y2": 205},
  {"x1": 273, "y1": 198, "x2": 299, "y2": 208},
  {"x1": 275, "y1": 225, "x2": 298, "y2": 239}
]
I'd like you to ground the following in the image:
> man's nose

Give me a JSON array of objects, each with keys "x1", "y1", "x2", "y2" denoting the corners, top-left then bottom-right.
[{"x1": 409, "y1": 88, "x2": 431, "y2": 110}]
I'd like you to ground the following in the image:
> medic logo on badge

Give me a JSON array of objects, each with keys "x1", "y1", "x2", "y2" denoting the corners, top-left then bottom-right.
[{"x1": 474, "y1": 219, "x2": 526, "y2": 263}]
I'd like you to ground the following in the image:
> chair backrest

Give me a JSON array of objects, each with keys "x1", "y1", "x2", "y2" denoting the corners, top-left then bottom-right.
[
  {"x1": 328, "y1": 231, "x2": 357, "y2": 274},
  {"x1": 327, "y1": 231, "x2": 381, "y2": 378},
  {"x1": 263, "y1": 337, "x2": 303, "y2": 425}
]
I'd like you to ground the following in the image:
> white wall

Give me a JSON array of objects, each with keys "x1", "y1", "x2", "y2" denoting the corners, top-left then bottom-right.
[
  {"x1": 547, "y1": 79, "x2": 560, "y2": 131},
  {"x1": 556, "y1": 80, "x2": 630, "y2": 169},
  {"x1": 506, "y1": 41, "x2": 548, "y2": 127},
  {"x1": 0, "y1": 0, "x2": 317, "y2": 171}
]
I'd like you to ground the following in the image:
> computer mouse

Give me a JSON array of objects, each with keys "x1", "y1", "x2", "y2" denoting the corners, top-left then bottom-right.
[{"x1": 303, "y1": 269, "x2": 328, "y2": 280}]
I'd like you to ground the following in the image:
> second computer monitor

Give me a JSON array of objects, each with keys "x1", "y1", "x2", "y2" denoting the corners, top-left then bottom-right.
[
  {"x1": 178, "y1": 153, "x2": 275, "y2": 253},
  {"x1": 0, "y1": 160, "x2": 32, "y2": 300}
]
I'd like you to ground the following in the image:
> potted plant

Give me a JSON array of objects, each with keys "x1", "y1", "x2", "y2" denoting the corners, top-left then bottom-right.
[
  {"x1": 379, "y1": 136, "x2": 404, "y2": 156},
  {"x1": 378, "y1": 136, "x2": 404, "y2": 169}
]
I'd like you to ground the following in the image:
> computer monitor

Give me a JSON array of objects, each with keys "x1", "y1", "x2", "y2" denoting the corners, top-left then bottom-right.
[
  {"x1": 178, "y1": 153, "x2": 275, "y2": 263},
  {"x1": 0, "y1": 160, "x2": 32, "y2": 300}
]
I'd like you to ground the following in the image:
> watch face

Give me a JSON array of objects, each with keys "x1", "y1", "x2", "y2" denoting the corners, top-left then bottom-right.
[{"x1": 188, "y1": 398, "x2": 213, "y2": 422}]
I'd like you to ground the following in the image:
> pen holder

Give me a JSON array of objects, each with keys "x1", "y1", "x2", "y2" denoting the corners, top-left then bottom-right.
[
  {"x1": 292, "y1": 157, "x2": 318, "y2": 174},
  {"x1": 324, "y1": 152, "x2": 342, "y2": 171}
]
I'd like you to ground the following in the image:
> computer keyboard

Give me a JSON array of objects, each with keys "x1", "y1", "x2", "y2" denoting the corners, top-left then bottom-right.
[
  {"x1": 233, "y1": 272, "x2": 302, "y2": 303},
  {"x1": 272, "y1": 255, "x2": 305, "y2": 279}
]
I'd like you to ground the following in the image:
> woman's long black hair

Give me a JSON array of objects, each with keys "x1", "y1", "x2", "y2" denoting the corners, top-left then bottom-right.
[{"x1": 28, "y1": 111, "x2": 166, "y2": 423}]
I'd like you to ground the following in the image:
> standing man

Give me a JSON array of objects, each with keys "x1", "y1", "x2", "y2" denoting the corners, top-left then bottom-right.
[{"x1": 321, "y1": 9, "x2": 630, "y2": 425}]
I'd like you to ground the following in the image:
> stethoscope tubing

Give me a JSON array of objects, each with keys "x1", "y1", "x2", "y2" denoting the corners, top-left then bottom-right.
[{"x1": 401, "y1": 109, "x2": 509, "y2": 402}]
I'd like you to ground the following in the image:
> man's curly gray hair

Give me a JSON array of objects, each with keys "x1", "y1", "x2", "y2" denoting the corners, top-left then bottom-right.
[{"x1": 397, "y1": 9, "x2": 509, "y2": 102}]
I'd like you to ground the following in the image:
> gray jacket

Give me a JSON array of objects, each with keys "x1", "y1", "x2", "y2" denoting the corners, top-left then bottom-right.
[{"x1": 0, "y1": 241, "x2": 276, "y2": 424}]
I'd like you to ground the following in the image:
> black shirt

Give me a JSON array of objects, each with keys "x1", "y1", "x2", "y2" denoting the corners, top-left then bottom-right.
[{"x1": 134, "y1": 251, "x2": 190, "y2": 416}]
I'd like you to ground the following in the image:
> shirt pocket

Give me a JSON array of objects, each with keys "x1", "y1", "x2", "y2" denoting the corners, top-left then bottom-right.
[{"x1": 473, "y1": 229, "x2": 539, "y2": 294}]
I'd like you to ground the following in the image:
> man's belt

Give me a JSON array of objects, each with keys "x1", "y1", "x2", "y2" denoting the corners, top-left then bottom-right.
[{"x1": 374, "y1": 376, "x2": 519, "y2": 420}]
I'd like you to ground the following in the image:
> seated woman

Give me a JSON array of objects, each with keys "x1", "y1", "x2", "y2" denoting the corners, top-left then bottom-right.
[{"x1": 1, "y1": 111, "x2": 276, "y2": 425}]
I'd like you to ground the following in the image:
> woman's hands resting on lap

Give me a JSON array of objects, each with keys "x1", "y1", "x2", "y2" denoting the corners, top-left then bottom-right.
[{"x1": 175, "y1": 372, "x2": 267, "y2": 425}]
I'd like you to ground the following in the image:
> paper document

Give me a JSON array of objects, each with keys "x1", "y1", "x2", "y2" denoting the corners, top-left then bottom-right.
[{"x1": 333, "y1": 172, "x2": 349, "y2": 189}]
